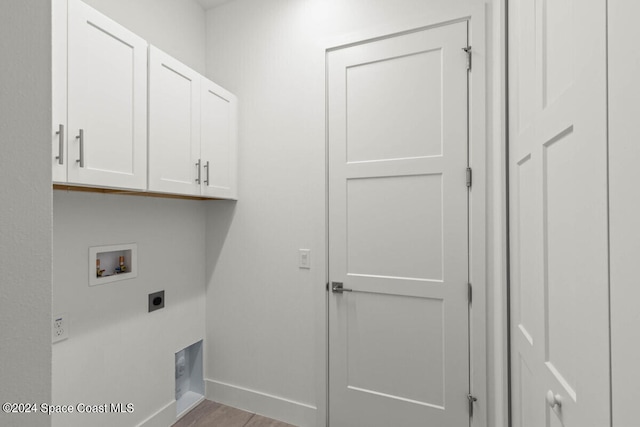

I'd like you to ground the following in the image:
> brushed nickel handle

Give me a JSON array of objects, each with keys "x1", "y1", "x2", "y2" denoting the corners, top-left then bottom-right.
[
  {"x1": 195, "y1": 159, "x2": 201, "y2": 184},
  {"x1": 76, "y1": 129, "x2": 84, "y2": 167},
  {"x1": 331, "y1": 282, "x2": 352, "y2": 293},
  {"x1": 204, "y1": 160, "x2": 210, "y2": 185},
  {"x1": 55, "y1": 124, "x2": 64, "y2": 165}
]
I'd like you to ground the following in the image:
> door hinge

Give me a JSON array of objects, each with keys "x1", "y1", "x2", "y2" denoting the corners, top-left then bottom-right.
[
  {"x1": 463, "y1": 46, "x2": 472, "y2": 71},
  {"x1": 466, "y1": 167, "x2": 472, "y2": 188},
  {"x1": 468, "y1": 283, "x2": 472, "y2": 304},
  {"x1": 467, "y1": 394, "x2": 478, "y2": 417}
]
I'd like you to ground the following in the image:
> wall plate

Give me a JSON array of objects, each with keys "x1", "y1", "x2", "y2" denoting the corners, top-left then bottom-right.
[
  {"x1": 52, "y1": 313, "x2": 68, "y2": 343},
  {"x1": 148, "y1": 290, "x2": 165, "y2": 313},
  {"x1": 298, "y1": 249, "x2": 311, "y2": 269}
]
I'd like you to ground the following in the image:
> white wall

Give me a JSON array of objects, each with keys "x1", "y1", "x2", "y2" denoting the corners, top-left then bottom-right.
[
  {"x1": 0, "y1": 1, "x2": 53, "y2": 426},
  {"x1": 203, "y1": 1, "x2": 507, "y2": 426},
  {"x1": 82, "y1": 0, "x2": 207, "y2": 73},
  {"x1": 52, "y1": 2, "x2": 209, "y2": 426},
  {"x1": 52, "y1": 193, "x2": 206, "y2": 427}
]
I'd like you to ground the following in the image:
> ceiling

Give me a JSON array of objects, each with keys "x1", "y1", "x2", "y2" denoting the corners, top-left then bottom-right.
[{"x1": 195, "y1": 0, "x2": 234, "y2": 10}]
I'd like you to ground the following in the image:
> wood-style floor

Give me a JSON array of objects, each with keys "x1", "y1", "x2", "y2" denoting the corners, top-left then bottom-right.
[{"x1": 172, "y1": 400, "x2": 297, "y2": 427}]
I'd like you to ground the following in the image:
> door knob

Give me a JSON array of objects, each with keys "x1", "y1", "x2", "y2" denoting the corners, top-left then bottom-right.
[{"x1": 546, "y1": 390, "x2": 562, "y2": 409}]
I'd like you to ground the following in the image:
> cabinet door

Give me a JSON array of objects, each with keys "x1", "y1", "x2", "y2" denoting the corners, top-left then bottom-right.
[
  {"x1": 148, "y1": 46, "x2": 201, "y2": 196},
  {"x1": 67, "y1": 0, "x2": 147, "y2": 190},
  {"x1": 52, "y1": 0, "x2": 67, "y2": 183},
  {"x1": 200, "y1": 79, "x2": 238, "y2": 199}
]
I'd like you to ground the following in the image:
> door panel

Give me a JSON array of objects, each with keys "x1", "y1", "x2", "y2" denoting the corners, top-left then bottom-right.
[
  {"x1": 329, "y1": 21, "x2": 469, "y2": 427},
  {"x1": 543, "y1": 127, "x2": 579, "y2": 398},
  {"x1": 514, "y1": 354, "x2": 544, "y2": 427},
  {"x1": 346, "y1": 174, "x2": 443, "y2": 280},
  {"x1": 67, "y1": 0, "x2": 147, "y2": 190},
  {"x1": 346, "y1": 49, "x2": 443, "y2": 162},
  {"x1": 508, "y1": 0, "x2": 609, "y2": 426},
  {"x1": 200, "y1": 79, "x2": 238, "y2": 199},
  {"x1": 148, "y1": 46, "x2": 201, "y2": 196},
  {"x1": 513, "y1": 153, "x2": 540, "y2": 347},
  {"x1": 543, "y1": 0, "x2": 573, "y2": 107},
  {"x1": 83, "y1": 28, "x2": 134, "y2": 174},
  {"x1": 346, "y1": 292, "x2": 445, "y2": 406}
]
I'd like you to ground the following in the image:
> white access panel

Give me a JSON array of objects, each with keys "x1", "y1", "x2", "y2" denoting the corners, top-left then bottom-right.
[
  {"x1": 175, "y1": 340, "x2": 204, "y2": 417},
  {"x1": 66, "y1": 0, "x2": 148, "y2": 190}
]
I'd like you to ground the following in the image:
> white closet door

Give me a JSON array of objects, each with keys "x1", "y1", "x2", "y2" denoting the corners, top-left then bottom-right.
[
  {"x1": 67, "y1": 0, "x2": 147, "y2": 190},
  {"x1": 200, "y1": 78, "x2": 238, "y2": 200},
  {"x1": 508, "y1": 0, "x2": 609, "y2": 426},
  {"x1": 148, "y1": 46, "x2": 201, "y2": 196}
]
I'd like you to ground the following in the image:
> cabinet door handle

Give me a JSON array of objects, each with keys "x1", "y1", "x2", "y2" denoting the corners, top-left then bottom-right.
[
  {"x1": 204, "y1": 160, "x2": 210, "y2": 185},
  {"x1": 55, "y1": 124, "x2": 64, "y2": 165},
  {"x1": 76, "y1": 129, "x2": 84, "y2": 168},
  {"x1": 195, "y1": 159, "x2": 201, "y2": 184}
]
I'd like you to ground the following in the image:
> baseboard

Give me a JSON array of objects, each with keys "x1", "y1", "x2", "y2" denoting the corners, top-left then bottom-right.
[
  {"x1": 205, "y1": 379, "x2": 317, "y2": 427},
  {"x1": 136, "y1": 400, "x2": 176, "y2": 427}
]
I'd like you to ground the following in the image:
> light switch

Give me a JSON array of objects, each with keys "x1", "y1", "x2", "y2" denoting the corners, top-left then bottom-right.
[{"x1": 299, "y1": 249, "x2": 311, "y2": 269}]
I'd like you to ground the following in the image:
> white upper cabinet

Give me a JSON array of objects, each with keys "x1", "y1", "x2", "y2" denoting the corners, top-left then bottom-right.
[
  {"x1": 148, "y1": 46, "x2": 201, "y2": 196},
  {"x1": 53, "y1": 1, "x2": 236, "y2": 199},
  {"x1": 52, "y1": 0, "x2": 68, "y2": 183},
  {"x1": 149, "y1": 46, "x2": 238, "y2": 199},
  {"x1": 200, "y1": 79, "x2": 238, "y2": 199},
  {"x1": 55, "y1": 0, "x2": 148, "y2": 190}
]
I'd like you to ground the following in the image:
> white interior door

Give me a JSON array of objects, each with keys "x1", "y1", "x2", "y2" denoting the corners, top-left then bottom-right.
[
  {"x1": 148, "y1": 46, "x2": 201, "y2": 196},
  {"x1": 200, "y1": 78, "x2": 238, "y2": 200},
  {"x1": 67, "y1": 0, "x2": 147, "y2": 190},
  {"x1": 508, "y1": 0, "x2": 610, "y2": 426},
  {"x1": 328, "y1": 22, "x2": 470, "y2": 427}
]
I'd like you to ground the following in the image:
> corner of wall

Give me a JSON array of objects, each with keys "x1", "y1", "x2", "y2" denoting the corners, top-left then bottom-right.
[{"x1": 0, "y1": 1, "x2": 53, "y2": 426}]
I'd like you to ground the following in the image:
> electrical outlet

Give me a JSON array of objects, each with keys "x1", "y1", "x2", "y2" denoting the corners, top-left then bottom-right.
[
  {"x1": 52, "y1": 313, "x2": 68, "y2": 343},
  {"x1": 148, "y1": 290, "x2": 165, "y2": 313}
]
